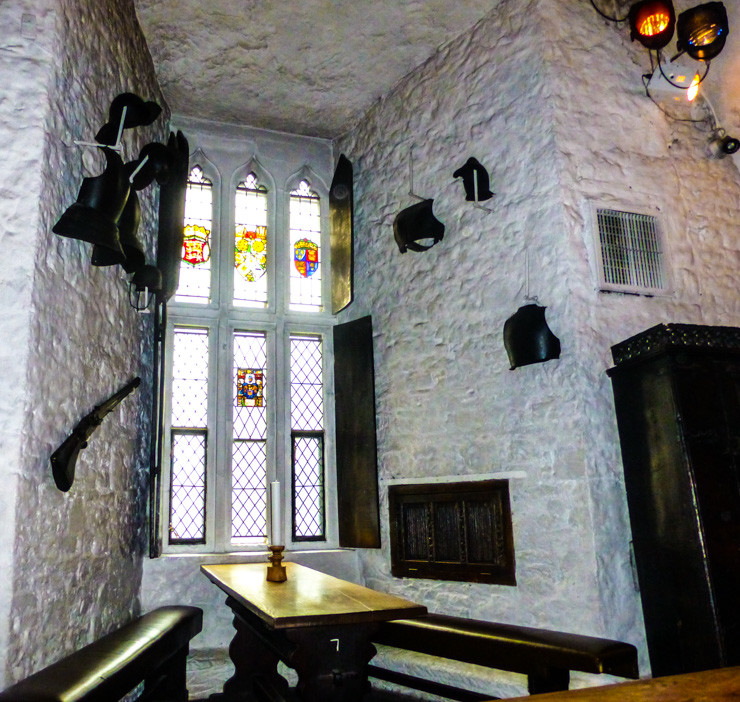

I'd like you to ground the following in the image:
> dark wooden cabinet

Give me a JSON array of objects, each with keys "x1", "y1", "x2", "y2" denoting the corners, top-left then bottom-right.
[
  {"x1": 388, "y1": 480, "x2": 516, "y2": 585},
  {"x1": 608, "y1": 324, "x2": 740, "y2": 677}
]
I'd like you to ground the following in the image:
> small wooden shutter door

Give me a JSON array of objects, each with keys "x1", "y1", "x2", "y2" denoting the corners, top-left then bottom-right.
[{"x1": 333, "y1": 316, "x2": 381, "y2": 548}]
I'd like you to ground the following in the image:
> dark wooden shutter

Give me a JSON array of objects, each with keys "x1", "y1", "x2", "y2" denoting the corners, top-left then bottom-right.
[
  {"x1": 333, "y1": 316, "x2": 380, "y2": 548},
  {"x1": 148, "y1": 298, "x2": 166, "y2": 558}
]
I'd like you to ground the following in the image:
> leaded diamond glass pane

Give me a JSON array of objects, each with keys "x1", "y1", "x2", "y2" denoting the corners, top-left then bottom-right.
[
  {"x1": 290, "y1": 335, "x2": 323, "y2": 431},
  {"x1": 171, "y1": 328, "x2": 208, "y2": 428},
  {"x1": 232, "y1": 331, "x2": 268, "y2": 540},
  {"x1": 289, "y1": 181, "x2": 322, "y2": 312},
  {"x1": 170, "y1": 430, "x2": 206, "y2": 543},
  {"x1": 293, "y1": 435, "x2": 325, "y2": 540},
  {"x1": 232, "y1": 440, "x2": 267, "y2": 538},
  {"x1": 176, "y1": 166, "x2": 212, "y2": 304},
  {"x1": 290, "y1": 333, "x2": 324, "y2": 541},
  {"x1": 234, "y1": 174, "x2": 268, "y2": 308}
]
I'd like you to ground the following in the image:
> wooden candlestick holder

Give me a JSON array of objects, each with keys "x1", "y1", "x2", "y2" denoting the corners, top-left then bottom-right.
[{"x1": 266, "y1": 545, "x2": 287, "y2": 582}]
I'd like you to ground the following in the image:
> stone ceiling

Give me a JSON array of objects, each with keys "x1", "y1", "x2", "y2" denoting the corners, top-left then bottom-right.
[
  {"x1": 133, "y1": 0, "x2": 498, "y2": 139},
  {"x1": 134, "y1": 0, "x2": 740, "y2": 146}
]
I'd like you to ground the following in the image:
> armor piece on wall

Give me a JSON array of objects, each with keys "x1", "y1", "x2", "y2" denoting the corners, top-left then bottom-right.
[
  {"x1": 503, "y1": 303, "x2": 561, "y2": 370},
  {"x1": 126, "y1": 142, "x2": 174, "y2": 190},
  {"x1": 393, "y1": 198, "x2": 445, "y2": 253},
  {"x1": 92, "y1": 189, "x2": 144, "y2": 272},
  {"x1": 95, "y1": 93, "x2": 162, "y2": 146},
  {"x1": 52, "y1": 147, "x2": 129, "y2": 262},
  {"x1": 453, "y1": 157, "x2": 494, "y2": 202}
]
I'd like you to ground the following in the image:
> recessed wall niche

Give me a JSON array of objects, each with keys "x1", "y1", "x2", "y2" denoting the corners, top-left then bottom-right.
[{"x1": 389, "y1": 480, "x2": 515, "y2": 585}]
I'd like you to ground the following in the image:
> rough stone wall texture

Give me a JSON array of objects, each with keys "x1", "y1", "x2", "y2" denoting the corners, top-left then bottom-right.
[
  {"x1": 0, "y1": 0, "x2": 57, "y2": 688},
  {"x1": 336, "y1": 0, "x2": 740, "y2": 692},
  {"x1": 1, "y1": 0, "x2": 167, "y2": 685}
]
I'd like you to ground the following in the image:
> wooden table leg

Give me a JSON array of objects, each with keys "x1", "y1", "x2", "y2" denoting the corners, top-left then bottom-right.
[
  {"x1": 211, "y1": 598, "x2": 293, "y2": 702},
  {"x1": 284, "y1": 623, "x2": 379, "y2": 702}
]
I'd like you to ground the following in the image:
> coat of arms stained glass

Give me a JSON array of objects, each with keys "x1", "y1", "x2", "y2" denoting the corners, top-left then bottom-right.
[
  {"x1": 235, "y1": 225, "x2": 267, "y2": 283},
  {"x1": 182, "y1": 223, "x2": 211, "y2": 266},
  {"x1": 236, "y1": 368, "x2": 264, "y2": 407},
  {"x1": 293, "y1": 238, "x2": 319, "y2": 278}
]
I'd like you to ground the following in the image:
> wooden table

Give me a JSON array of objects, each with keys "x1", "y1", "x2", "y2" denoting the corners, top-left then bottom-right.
[
  {"x1": 201, "y1": 562, "x2": 426, "y2": 702},
  {"x1": 503, "y1": 665, "x2": 740, "y2": 701}
]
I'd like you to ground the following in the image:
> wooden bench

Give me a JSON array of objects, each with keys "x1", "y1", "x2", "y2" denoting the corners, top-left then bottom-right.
[
  {"x1": 0, "y1": 605, "x2": 203, "y2": 702},
  {"x1": 369, "y1": 613, "x2": 639, "y2": 700},
  {"x1": 505, "y1": 665, "x2": 740, "y2": 701}
]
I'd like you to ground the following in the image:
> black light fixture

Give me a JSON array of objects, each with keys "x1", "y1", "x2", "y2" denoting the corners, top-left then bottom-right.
[
  {"x1": 676, "y1": 2, "x2": 729, "y2": 61},
  {"x1": 128, "y1": 264, "x2": 163, "y2": 311},
  {"x1": 707, "y1": 128, "x2": 740, "y2": 158},
  {"x1": 629, "y1": 0, "x2": 676, "y2": 50}
]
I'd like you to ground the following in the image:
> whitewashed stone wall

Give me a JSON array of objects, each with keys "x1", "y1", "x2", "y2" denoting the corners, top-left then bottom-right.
[
  {"x1": 336, "y1": 0, "x2": 740, "y2": 693},
  {"x1": 0, "y1": 0, "x2": 58, "y2": 689},
  {"x1": 0, "y1": 0, "x2": 166, "y2": 685}
]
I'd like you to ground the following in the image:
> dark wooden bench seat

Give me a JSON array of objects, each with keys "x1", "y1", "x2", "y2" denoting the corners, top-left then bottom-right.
[
  {"x1": 369, "y1": 613, "x2": 639, "y2": 700},
  {"x1": 0, "y1": 605, "x2": 203, "y2": 702}
]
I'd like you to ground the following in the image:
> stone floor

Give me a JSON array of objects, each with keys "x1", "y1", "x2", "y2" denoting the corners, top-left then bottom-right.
[
  {"x1": 186, "y1": 649, "x2": 442, "y2": 701},
  {"x1": 187, "y1": 648, "x2": 233, "y2": 700},
  {"x1": 191, "y1": 692, "x2": 424, "y2": 702}
]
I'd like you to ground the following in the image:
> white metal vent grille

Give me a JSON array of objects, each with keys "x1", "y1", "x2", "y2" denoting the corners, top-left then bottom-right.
[{"x1": 595, "y1": 208, "x2": 666, "y2": 294}]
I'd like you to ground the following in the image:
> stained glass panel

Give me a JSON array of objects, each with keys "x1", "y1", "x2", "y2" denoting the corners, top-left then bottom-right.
[
  {"x1": 176, "y1": 166, "x2": 212, "y2": 304},
  {"x1": 234, "y1": 174, "x2": 268, "y2": 308},
  {"x1": 236, "y1": 368, "x2": 264, "y2": 407},
  {"x1": 232, "y1": 331, "x2": 268, "y2": 539},
  {"x1": 289, "y1": 181, "x2": 322, "y2": 312},
  {"x1": 290, "y1": 334, "x2": 325, "y2": 540}
]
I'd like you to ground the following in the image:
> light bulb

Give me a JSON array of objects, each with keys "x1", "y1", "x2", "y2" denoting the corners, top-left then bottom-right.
[{"x1": 687, "y1": 72, "x2": 701, "y2": 101}]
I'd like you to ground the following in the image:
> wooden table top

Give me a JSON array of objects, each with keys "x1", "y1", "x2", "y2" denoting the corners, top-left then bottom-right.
[
  {"x1": 504, "y1": 665, "x2": 740, "y2": 701},
  {"x1": 201, "y1": 562, "x2": 427, "y2": 630}
]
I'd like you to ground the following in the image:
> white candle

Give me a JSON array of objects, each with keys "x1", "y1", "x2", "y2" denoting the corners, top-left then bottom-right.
[{"x1": 270, "y1": 481, "x2": 282, "y2": 545}]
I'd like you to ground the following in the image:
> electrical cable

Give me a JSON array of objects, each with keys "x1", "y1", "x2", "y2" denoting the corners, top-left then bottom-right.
[
  {"x1": 698, "y1": 93, "x2": 721, "y2": 130},
  {"x1": 656, "y1": 51, "x2": 711, "y2": 89},
  {"x1": 641, "y1": 73, "x2": 709, "y2": 123},
  {"x1": 590, "y1": 0, "x2": 628, "y2": 22}
]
